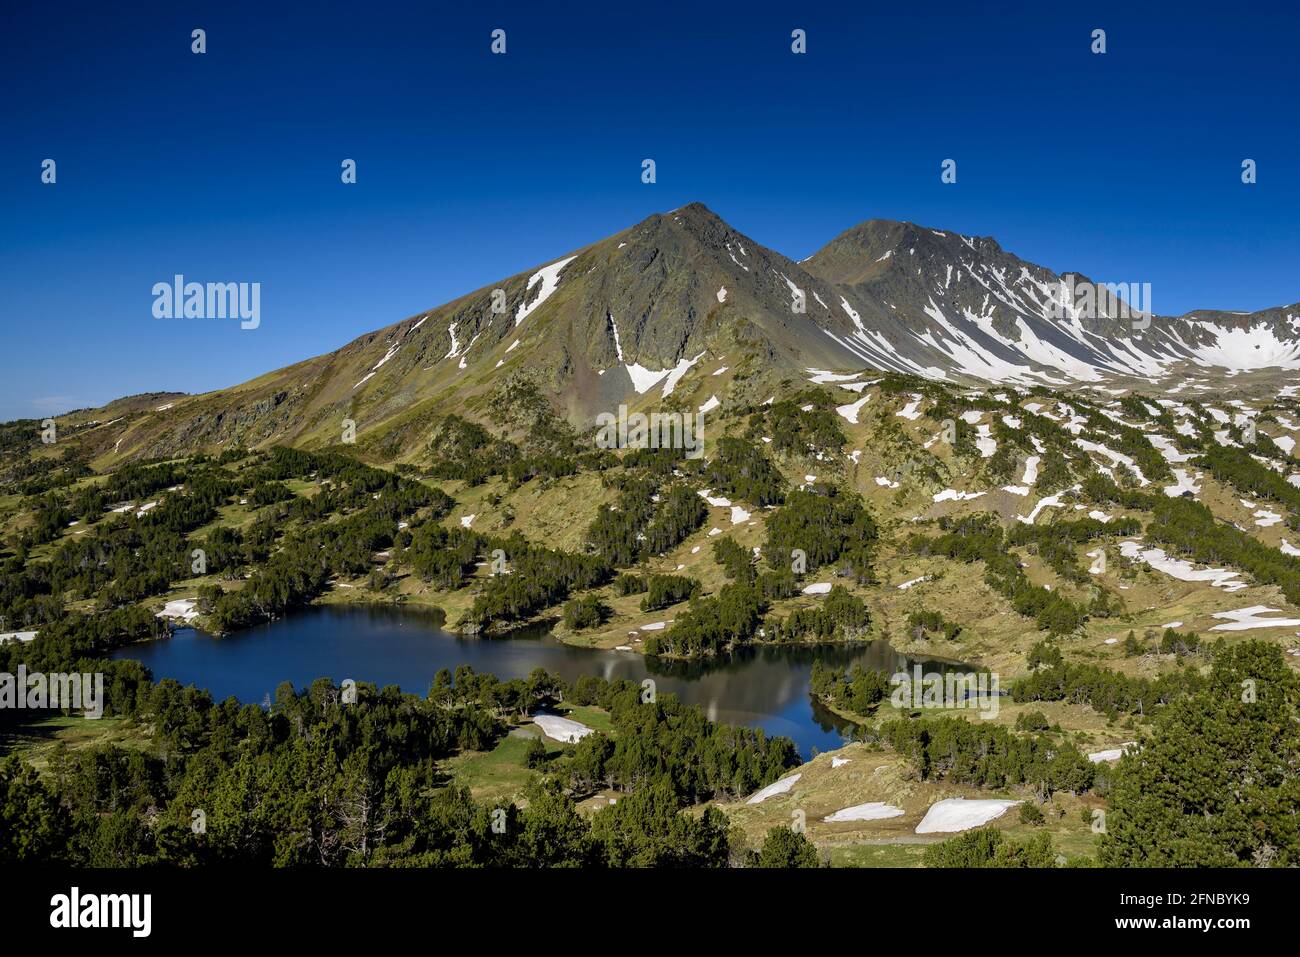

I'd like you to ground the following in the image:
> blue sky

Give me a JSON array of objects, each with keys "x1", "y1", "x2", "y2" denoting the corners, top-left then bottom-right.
[{"x1": 2, "y1": 0, "x2": 1297, "y2": 421}]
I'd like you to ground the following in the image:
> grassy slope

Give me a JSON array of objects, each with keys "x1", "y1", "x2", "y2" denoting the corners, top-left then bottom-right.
[{"x1": 1, "y1": 715, "x2": 152, "y2": 771}]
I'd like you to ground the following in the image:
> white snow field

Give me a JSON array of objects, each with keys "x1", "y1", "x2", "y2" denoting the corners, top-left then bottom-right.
[
  {"x1": 746, "y1": 773, "x2": 802, "y2": 805},
  {"x1": 532, "y1": 714, "x2": 594, "y2": 743},
  {"x1": 156, "y1": 598, "x2": 200, "y2": 622},
  {"x1": 515, "y1": 255, "x2": 577, "y2": 326},
  {"x1": 823, "y1": 802, "x2": 905, "y2": 823},
  {"x1": 1088, "y1": 743, "x2": 1137, "y2": 763},
  {"x1": 1210, "y1": 606, "x2": 1300, "y2": 631},
  {"x1": 836, "y1": 394, "x2": 872, "y2": 423},
  {"x1": 1119, "y1": 541, "x2": 1245, "y2": 591},
  {"x1": 915, "y1": 798, "x2": 1021, "y2": 833},
  {"x1": 934, "y1": 489, "x2": 985, "y2": 503}
]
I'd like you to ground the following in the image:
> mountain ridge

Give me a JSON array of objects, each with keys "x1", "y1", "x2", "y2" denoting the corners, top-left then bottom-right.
[{"x1": 33, "y1": 202, "x2": 1300, "y2": 467}]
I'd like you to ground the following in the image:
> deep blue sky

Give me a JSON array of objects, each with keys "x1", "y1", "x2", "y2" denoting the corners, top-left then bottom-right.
[{"x1": 2, "y1": 0, "x2": 1297, "y2": 421}]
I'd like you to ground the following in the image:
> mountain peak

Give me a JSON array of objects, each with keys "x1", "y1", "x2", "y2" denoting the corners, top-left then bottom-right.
[
  {"x1": 636, "y1": 202, "x2": 732, "y2": 242},
  {"x1": 78, "y1": 203, "x2": 1300, "y2": 462},
  {"x1": 812, "y1": 218, "x2": 1000, "y2": 266},
  {"x1": 673, "y1": 200, "x2": 720, "y2": 217}
]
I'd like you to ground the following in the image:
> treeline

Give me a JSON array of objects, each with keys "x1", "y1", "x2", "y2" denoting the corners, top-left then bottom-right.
[
  {"x1": 640, "y1": 574, "x2": 699, "y2": 612},
  {"x1": 15, "y1": 459, "x2": 186, "y2": 540},
  {"x1": 464, "y1": 533, "x2": 611, "y2": 631},
  {"x1": 563, "y1": 675, "x2": 798, "y2": 804},
  {"x1": 1197, "y1": 443, "x2": 1300, "y2": 530},
  {"x1": 764, "y1": 586, "x2": 870, "y2": 643},
  {"x1": 424, "y1": 378, "x2": 629, "y2": 487},
  {"x1": 404, "y1": 522, "x2": 482, "y2": 590},
  {"x1": 424, "y1": 413, "x2": 608, "y2": 486},
  {"x1": 704, "y1": 437, "x2": 785, "y2": 506},
  {"x1": 712, "y1": 536, "x2": 756, "y2": 582},
  {"x1": 907, "y1": 610, "x2": 962, "y2": 641},
  {"x1": 0, "y1": 416, "x2": 91, "y2": 493},
  {"x1": 0, "y1": 606, "x2": 160, "y2": 722},
  {"x1": 426, "y1": 414, "x2": 523, "y2": 484},
  {"x1": 400, "y1": 494, "x2": 702, "y2": 631},
  {"x1": 2, "y1": 672, "x2": 536, "y2": 865},
  {"x1": 646, "y1": 581, "x2": 871, "y2": 658},
  {"x1": 764, "y1": 486, "x2": 877, "y2": 583},
  {"x1": 878, "y1": 716, "x2": 1095, "y2": 798},
  {"x1": 983, "y1": 423, "x2": 1019, "y2": 485},
  {"x1": 1078, "y1": 408, "x2": 1174, "y2": 484},
  {"x1": 563, "y1": 593, "x2": 609, "y2": 629},
  {"x1": 2, "y1": 444, "x2": 458, "y2": 641},
  {"x1": 1011, "y1": 641, "x2": 1205, "y2": 716},
  {"x1": 1117, "y1": 395, "x2": 1174, "y2": 433},
  {"x1": 1, "y1": 668, "x2": 798, "y2": 868},
  {"x1": 923, "y1": 828, "x2": 1059, "y2": 868},
  {"x1": 2, "y1": 462, "x2": 241, "y2": 629},
  {"x1": 1008, "y1": 514, "x2": 1140, "y2": 587},
  {"x1": 643, "y1": 583, "x2": 765, "y2": 658},
  {"x1": 206, "y1": 450, "x2": 453, "y2": 631},
  {"x1": 743, "y1": 395, "x2": 846, "y2": 458},
  {"x1": 586, "y1": 478, "x2": 706, "y2": 567}
]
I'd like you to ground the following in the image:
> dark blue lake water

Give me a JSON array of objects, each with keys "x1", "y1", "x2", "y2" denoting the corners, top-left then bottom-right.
[{"x1": 114, "y1": 604, "x2": 959, "y2": 758}]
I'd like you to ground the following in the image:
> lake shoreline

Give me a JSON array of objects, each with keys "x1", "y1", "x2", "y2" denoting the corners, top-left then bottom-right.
[{"x1": 114, "y1": 604, "x2": 963, "y2": 760}]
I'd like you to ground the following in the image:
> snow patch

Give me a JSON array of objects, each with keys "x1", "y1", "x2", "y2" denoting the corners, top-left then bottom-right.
[
  {"x1": 1119, "y1": 541, "x2": 1245, "y2": 591},
  {"x1": 896, "y1": 395, "x2": 924, "y2": 420},
  {"x1": 515, "y1": 256, "x2": 577, "y2": 326},
  {"x1": 916, "y1": 798, "x2": 1021, "y2": 834},
  {"x1": 1088, "y1": 744, "x2": 1136, "y2": 763},
  {"x1": 1210, "y1": 605, "x2": 1300, "y2": 631},
  {"x1": 533, "y1": 714, "x2": 594, "y2": 743},
  {"x1": 836, "y1": 395, "x2": 871, "y2": 424},
  {"x1": 156, "y1": 598, "x2": 200, "y2": 622},
  {"x1": 934, "y1": 489, "x2": 985, "y2": 503},
  {"x1": 824, "y1": 802, "x2": 905, "y2": 823},
  {"x1": 746, "y1": 773, "x2": 801, "y2": 805}
]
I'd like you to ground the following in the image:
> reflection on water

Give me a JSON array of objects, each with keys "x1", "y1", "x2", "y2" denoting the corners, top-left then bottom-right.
[{"x1": 114, "y1": 604, "x2": 966, "y2": 759}]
